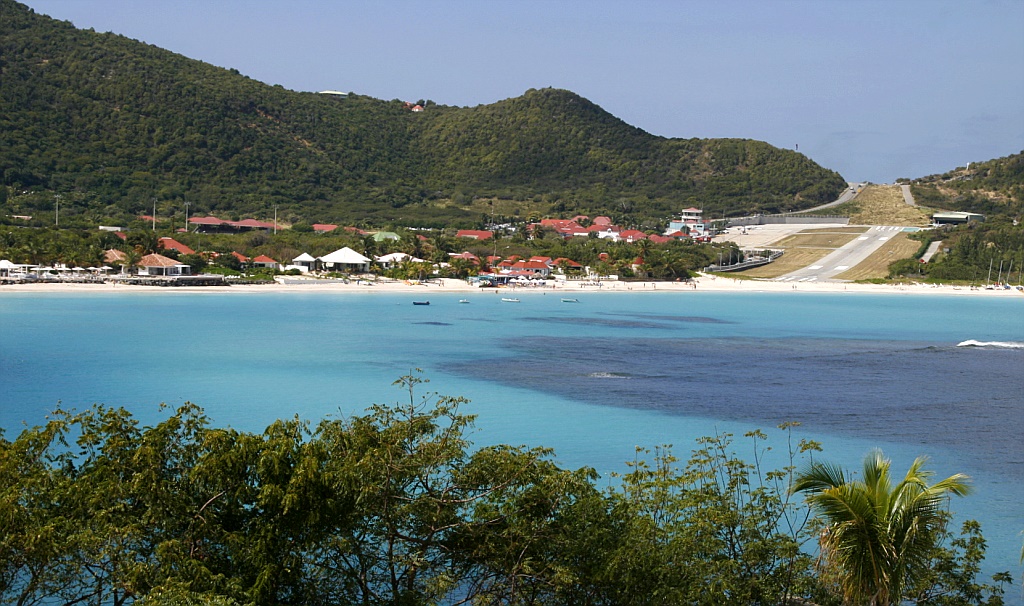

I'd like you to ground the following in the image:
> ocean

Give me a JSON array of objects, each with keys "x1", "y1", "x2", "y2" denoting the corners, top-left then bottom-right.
[{"x1": 1, "y1": 289, "x2": 1022, "y2": 596}]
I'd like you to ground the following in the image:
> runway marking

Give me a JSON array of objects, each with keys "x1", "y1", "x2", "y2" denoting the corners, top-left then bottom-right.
[
  {"x1": 858, "y1": 236, "x2": 869, "y2": 240},
  {"x1": 808, "y1": 265, "x2": 823, "y2": 270},
  {"x1": 877, "y1": 236, "x2": 890, "y2": 241},
  {"x1": 834, "y1": 265, "x2": 849, "y2": 270}
]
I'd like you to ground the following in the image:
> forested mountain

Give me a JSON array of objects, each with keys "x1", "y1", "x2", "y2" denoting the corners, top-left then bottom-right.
[{"x1": 1, "y1": 0, "x2": 846, "y2": 228}]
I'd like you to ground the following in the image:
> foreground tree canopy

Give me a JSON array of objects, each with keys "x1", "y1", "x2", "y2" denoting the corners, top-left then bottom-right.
[{"x1": 0, "y1": 374, "x2": 1012, "y2": 605}]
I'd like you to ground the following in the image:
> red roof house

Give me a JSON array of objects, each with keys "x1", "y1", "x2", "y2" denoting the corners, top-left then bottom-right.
[
  {"x1": 139, "y1": 253, "x2": 191, "y2": 276},
  {"x1": 251, "y1": 255, "x2": 280, "y2": 270},
  {"x1": 158, "y1": 237, "x2": 195, "y2": 255},
  {"x1": 455, "y1": 230, "x2": 493, "y2": 240},
  {"x1": 552, "y1": 257, "x2": 583, "y2": 269},
  {"x1": 619, "y1": 230, "x2": 647, "y2": 243}
]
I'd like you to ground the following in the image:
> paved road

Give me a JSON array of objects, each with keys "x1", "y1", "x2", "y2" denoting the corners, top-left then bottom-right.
[
  {"x1": 900, "y1": 184, "x2": 917, "y2": 206},
  {"x1": 774, "y1": 226, "x2": 907, "y2": 283},
  {"x1": 920, "y1": 239, "x2": 943, "y2": 262},
  {"x1": 793, "y1": 182, "x2": 866, "y2": 213}
]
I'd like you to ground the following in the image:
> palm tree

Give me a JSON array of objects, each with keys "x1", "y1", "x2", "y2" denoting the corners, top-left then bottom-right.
[
  {"x1": 792, "y1": 450, "x2": 971, "y2": 606},
  {"x1": 121, "y1": 248, "x2": 143, "y2": 275}
]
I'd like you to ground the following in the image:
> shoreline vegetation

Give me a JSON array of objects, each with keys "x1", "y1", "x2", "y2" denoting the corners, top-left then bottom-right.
[
  {"x1": 0, "y1": 374, "x2": 1013, "y2": 606},
  {"x1": 2, "y1": 273, "x2": 1022, "y2": 297}
]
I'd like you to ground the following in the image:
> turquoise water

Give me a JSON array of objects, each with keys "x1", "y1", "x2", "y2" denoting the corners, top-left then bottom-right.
[{"x1": 1, "y1": 290, "x2": 1022, "y2": 592}]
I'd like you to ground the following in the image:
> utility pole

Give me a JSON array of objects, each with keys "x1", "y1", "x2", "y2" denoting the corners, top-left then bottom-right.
[
  {"x1": 152, "y1": 198, "x2": 157, "y2": 231},
  {"x1": 184, "y1": 200, "x2": 190, "y2": 233},
  {"x1": 273, "y1": 205, "x2": 278, "y2": 235},
  {"x1": 54, "y1": 194, "x2": 60, "y2": 226}
]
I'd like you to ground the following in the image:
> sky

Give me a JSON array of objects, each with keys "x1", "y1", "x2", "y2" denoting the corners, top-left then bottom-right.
[{"x1": 25, "y1": 0, "x2": 1024, "y2": 184}]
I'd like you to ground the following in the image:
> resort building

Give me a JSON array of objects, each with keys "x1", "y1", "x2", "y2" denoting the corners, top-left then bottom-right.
[
  {"x1": 251, "y1": 255, "x2": 280, "y2": 271},
  {"x1": 189, "y1": 216, "x2": 278, "y2": 234},
  {"x1": 138, "y1": 253, "x2": 191, "y2": 276},
  {"x1": 319, "y1": 247, "x2": 371, "y2": 273},
  {"x1": 375, "y1": 252, "x2": 424, "y2": 269},
  {"x1": 291, "y1": 253, "x2": 316, "y2": 272}
]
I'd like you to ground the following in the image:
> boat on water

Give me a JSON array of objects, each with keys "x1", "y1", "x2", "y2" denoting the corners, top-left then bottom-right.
[
  {"x1": 501, "y1": 298, "x2": 520, "y2": 303},
  {"x1": 561, "y1": 298, "x2": 579, "y2": 303},
  {"x1": 459, "y1": 299, "x2": 470, "y2": 304},
  {"x1": 412, "y1": 301, "x2": 430, "y2": 306}
]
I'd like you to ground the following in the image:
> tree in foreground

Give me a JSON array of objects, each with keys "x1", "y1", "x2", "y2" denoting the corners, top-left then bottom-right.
[
  {"x1": 2, "y1": 380, "x2": 1015, "y2": 606},
  {"x1": 792, "y1": 449, "x2": 972, "y2": 606}
]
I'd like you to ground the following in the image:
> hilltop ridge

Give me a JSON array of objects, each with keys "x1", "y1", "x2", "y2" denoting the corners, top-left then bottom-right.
[{"x1": 0, "y1": 0, "x2": 846, "y2": 228}]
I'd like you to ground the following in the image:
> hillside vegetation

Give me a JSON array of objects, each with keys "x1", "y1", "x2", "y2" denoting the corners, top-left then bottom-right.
[
  {"x1": 0, "y1": 0, "x2": 845, "y2": 229},
  {"x1": 906, "y1": 152, "x2": 1024, "y2": 218},
  {"x1": 887, "y1": 153, "x2": 1024, "y2": 283}
]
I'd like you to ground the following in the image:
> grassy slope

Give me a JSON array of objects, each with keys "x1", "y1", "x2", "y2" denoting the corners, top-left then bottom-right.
[{"x1": 826, "y1": 185, "x2": 931, "y2": 226}]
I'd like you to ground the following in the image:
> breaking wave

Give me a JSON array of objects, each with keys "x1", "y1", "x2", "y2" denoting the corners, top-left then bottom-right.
[{"x1": 956, "y1": 340, "x2": 1024, "y2": 349}]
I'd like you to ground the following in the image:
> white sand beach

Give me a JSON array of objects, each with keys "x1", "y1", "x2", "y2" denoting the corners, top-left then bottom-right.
[{"x1": 1, "y1": 275, "x2": 1020, "y2": 297}]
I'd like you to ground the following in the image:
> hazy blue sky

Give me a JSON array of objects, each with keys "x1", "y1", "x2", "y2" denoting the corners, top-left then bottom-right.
[{"x1": 26, "y1": 0, "x2": 1024, "y2": 184}]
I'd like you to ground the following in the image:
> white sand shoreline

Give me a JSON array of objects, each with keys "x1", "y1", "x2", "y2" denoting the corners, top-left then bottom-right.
[{"x1": 2, "y1": 275, "x2": 1021, "y2": 297}]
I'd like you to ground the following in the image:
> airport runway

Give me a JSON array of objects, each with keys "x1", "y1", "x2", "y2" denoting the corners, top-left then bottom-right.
[{"x1": 773, "y1": 225, "x2": 908, "y2": 283}]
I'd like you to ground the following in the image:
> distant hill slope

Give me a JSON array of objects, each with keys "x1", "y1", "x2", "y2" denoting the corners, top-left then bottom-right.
[
  {"x1": 0, "y1": 0, "x2": 846, "y2": 228},
  {"x1": 907, "y1": 152, "x2": 1023, "y2": 218}
]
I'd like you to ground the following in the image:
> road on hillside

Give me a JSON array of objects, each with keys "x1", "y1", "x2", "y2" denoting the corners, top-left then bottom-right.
[
  {"x1": 900, "y1": 184, "x2": 917, "y2": 206},
  {"x1": 774, "y1": 226, "x2": 907, "y2": 283},
  {"x1": 793, "y1": 182, "x2": 866, "y2": 214}
]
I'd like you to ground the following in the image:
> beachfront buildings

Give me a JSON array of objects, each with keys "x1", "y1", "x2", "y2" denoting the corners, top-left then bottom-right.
[{"x1": 319, "y1": 247, "x2": 371, "y2": 273}]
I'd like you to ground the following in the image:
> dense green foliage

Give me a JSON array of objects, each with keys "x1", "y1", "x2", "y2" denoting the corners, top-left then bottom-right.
[
  {"x1": 887, "y1": 218, "x2": 1024, "y2": 284},
  {"x1": 1, "y1": 0, "x2": 845, "y2": 229},
  {"x1": 0, "y1": 374, "x2": 1013, "y2": 606},
  {"x1": 908, "y1": 153, "x2": 1024, "y2": 218},
  {"x1": 888, "y1": 153, "x2": 1024, "y2": 283}
]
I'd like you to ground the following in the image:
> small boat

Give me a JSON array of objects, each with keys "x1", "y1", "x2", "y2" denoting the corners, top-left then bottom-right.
[
  {"x1": 501, "y1": 297, "x2": 520, "y2": 303},
  {"x1": 412, "y1": 301, "x2": 430, "y2": 306},
  {"x1": 458, "y1": 299, "x2": 470, "y2": 304},
  {"x1": 561, "y1": 298, "x2": 579, "y2": 303}
]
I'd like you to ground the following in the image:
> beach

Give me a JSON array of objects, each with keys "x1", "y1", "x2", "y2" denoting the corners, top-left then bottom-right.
[{"x1": 2, "y1": 274, "x2": 1021, "y2": 297}]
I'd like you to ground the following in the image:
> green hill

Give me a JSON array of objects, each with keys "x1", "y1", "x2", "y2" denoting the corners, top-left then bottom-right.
[
  {"x1": 887, "y1": 153, "x2": 1024, "y2": 283},
  {"x1": 907, "y1": 152, "x2": 1024, "y2": 218},
  {"x1": 1, "y1": 0, "x2": 846, "y2": 228}
]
